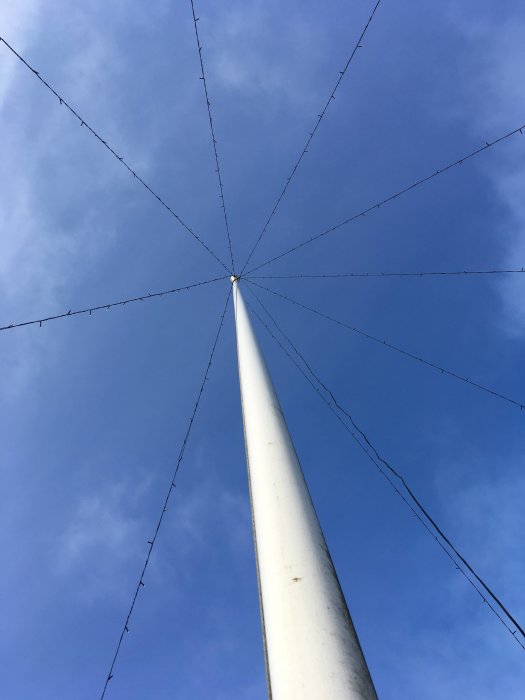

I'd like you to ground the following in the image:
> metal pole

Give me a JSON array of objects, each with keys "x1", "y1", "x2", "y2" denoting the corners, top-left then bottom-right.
[{"x1": 232, "y1": 278, "x2": 378, "y2": 700}]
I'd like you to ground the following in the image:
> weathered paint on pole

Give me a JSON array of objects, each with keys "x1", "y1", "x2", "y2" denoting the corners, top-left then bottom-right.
[{"x1": 232, "y1": 278, "x2": 378, "y2": 700}]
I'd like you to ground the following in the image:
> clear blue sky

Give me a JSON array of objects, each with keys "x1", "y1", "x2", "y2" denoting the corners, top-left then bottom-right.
[{"x1": 1, "y1": 1, "x2": 525, "y2": 698}]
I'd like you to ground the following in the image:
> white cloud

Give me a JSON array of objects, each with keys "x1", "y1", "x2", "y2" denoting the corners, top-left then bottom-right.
[
  {"x1": 0, "y1": 0, "x2": 41, "y2": 106},
  {"x1": 444, "y1": 462, "x2": 525, "y2": 606},
  {"x1": 166, "y1": 447, "x2": 252, "y2": 564},
  {"x1": 206, "y1": 0, "x2": 327, "y2": 110},
  {"x1": 490, "y1": 165, "x2": 525, "y2": 336},
  {"x1": 0, "y1": 2, "x2": 158, "y2": 396},
  {"x1": 56, "y1": 476, "x2": 152, "y2": 601},
  {"x1": 382, "y1": 432, "x2": 525, "y2": 697},
  {"x1": 55, "y1": 450, "x2": 252, "y2": 606},
  {"x1": 448, "y1": 6, "x2": 525, "y2": 335}
]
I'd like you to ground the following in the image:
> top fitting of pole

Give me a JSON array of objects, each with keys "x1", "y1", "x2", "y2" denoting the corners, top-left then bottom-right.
[{"x1": 230, "y1": 275, "x2": 240, "y2": 283}]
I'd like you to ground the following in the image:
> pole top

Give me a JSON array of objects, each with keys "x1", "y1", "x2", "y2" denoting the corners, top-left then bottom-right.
[{"x1": 230, "y1": 275, "x2": 240, "y2": 283}]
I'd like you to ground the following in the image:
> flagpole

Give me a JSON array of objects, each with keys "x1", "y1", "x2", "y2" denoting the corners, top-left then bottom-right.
[{"x1": 232, "y1": 277, "x2": 378, "y2": 699}]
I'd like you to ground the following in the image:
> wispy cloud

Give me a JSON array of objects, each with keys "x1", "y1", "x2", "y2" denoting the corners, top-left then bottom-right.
[
  {"x1": 0, "y1": 0, "x2": 41, "y2": 105},
  {"x1": 161, "y1": 446, "x2": 253, "y2": 573},
  {"x1": 447, "y1": 6, "x2": 525, "y2": 335},
  {"x1": 0, "y1": 2, "x2": 155, "y2": 395},
  {"x1": 56, "y1": 476, "x2": 152, "y2": 602},
  {"x1": 206, "y1": 0, "x2": 329, "y2": 109},
  {"x1": 442, "y1": 455, "x2": 525, "y2": 607}
]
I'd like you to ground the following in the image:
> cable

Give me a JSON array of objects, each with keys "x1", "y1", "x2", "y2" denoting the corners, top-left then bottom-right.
[
  {"x1": 246, "y1": 122, "x2": 525, "y2": 275},
  {"x1": 0, "y1": 36, "x2": 231, "y2": 275},
  {"x1": 244, "y1": 284, "x2": 525, "y2": 651},
  {"x1": 246, "y1": 280, "x2": 525, "y2": 411},
  {"x1": 248, "y1": 267, "x2": 525, "y2": 280},
  {"x1": 189, "y1": 0, "x2": 236, "y2": 272},
  {"x1": 240, "y1": 0, "x2": 383, "y2": 274},
  {"x1": 100, "y1": 285, "x2": 232, "y2": 699},
  {"x1": 0, "y1": 275, "x2": 227, "y2": 332}
]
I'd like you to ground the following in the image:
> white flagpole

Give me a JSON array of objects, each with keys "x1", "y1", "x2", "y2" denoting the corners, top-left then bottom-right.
[{"x1": 232, "y1": 278, "x2": 378, "y2": 699}]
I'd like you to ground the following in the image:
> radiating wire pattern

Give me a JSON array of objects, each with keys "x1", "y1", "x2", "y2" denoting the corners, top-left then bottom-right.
[
  {"x1": 246, "y1": 122, "x2": 525, "y2": 274},
  {"x1": 0, "y1": 276, "x2": 227, "y2": 332},
  {"x1": 248, "y1": 267, "x2": 525, "y2": 280},
  {"x1": 246, "y1": 280, "x2": 525, "y2": 411},
  {"x1": 240, "y1": 0, "x2": 383, "y2": 274},
  {"x1": 244, "y1": 285, "x2": 525, "y2": 651},
  {"x1": 0, "y1": 35, "x2": 231, "y2": 275},
  {"x1": 100, "y1": 286, "x2": 232, "y2": 700},
  {"x1": 189, "y1": 0, "x2": 236, "y2": 271},
  {"x1": 3, "y1": 4, "x2": 523, "y2": 690}
]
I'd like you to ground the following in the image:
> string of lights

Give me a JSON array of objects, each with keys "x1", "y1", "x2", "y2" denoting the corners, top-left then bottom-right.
[
  {"x1": 244, "y1": 285, "x2": 525, "y2": 651},
  {"x1": 247, "y1": 267, "x2": 525, "y2": 280},
  {"x1": 246, "y1": 279, "x2": 525, "y2": 411},
  {"x1": 240, "y1": 0, "x2": 383, "y2": 274},
  {"x1": 189, "y1": 0, "x2": 236, "y2": 272},
  {"x1": 4, "y1": 4, "x2": 523, "y2": 689},
  {"x1": 0, "y1": 276, "x2": 227, "y2": 333},
  {"x1": 0, "y1": 35, "x2": 231, "y2": 275},
  {"x1": 246, "y1": 122, "x2": 525, "y2": 275},
  {"x1": 100, "y1": 286, "x2": 232, "y2": 700}
]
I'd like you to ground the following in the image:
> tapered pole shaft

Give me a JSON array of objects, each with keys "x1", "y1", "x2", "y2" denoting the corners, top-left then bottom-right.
[{"x1": 232, "y1": 279, "x2": 378, "y2": 699}]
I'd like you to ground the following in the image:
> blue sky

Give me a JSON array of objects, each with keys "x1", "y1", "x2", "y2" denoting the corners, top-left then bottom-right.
[{"x1": 1, "y1": 0, "x2": 525, "y2": 698}]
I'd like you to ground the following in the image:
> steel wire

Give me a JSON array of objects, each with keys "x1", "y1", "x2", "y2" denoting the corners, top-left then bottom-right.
[
  {"x1": 246, "y1": 279, "x2": 524, "y2": 411},
  {"x1": 0, "y1": 35, "x2": 231, "y2": 275},
  {"x1": 189, "y1": 0, "x2": 236, "y2": 271},
  {"x1": 248, "y1": 267, "x2": 525, "y2": 280},
  {"x1": 245, "y1": 285, "x2": 525, "y2": 651},
  {"x1": 100, "y1": 286, "x2": 232, "y2": 699},
  {"x1": 240, "y1": 0, "x2": 383, "y2": 274},
  {"x1": 246, "y1": 123, "x2": 525, "y2": 275},
  {"x1": 0, "y1": 276, "x2": 227, "y2": 332}
]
